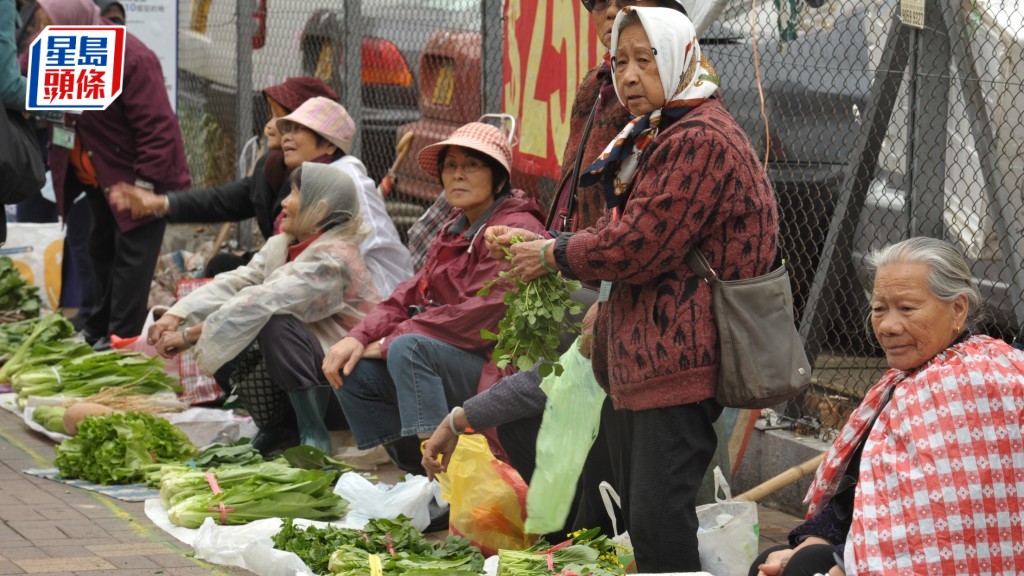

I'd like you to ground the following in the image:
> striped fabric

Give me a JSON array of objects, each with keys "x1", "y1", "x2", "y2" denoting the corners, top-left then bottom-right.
[
  {"x1": 175, "y1": 278, "x2": 224, "y2": 406},
  {"x1": 806, "y1": 335, "x2": 1024, "y2": 575}
]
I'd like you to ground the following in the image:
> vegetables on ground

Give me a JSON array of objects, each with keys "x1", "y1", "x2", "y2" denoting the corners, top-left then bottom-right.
[
  {"x1": 53, "y1": 411, "x2": 197, "y2": 485},
  {"x1": 272, "y1": 516, "x2": 484, "y2": 576},
  {"x1": 31, "y1": 405, "x2": 67, "y2": 434}
]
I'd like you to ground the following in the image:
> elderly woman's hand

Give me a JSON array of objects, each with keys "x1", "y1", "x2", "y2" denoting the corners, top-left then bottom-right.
[
  {"x1": 579, "y1": 303, "x2": 599, "y2": 359},
  {"x1": 756, "y1": 547, "x2": 795, "y2": 576},
  {"x1": 484, "y1": 225, "x2": 542, "y2": 261},
  {"x1": 507, "y1": 238, "x2": 552, "y2": 282},
  {"x1": 421, "y1": 413, "x2": 462, "y2": 480},
  {"x1": 322, "y1": 337, "x2": 365, "y2": 389},
  {"x1": 148, "y1": 313, "x2": 182, "y2": 347}
]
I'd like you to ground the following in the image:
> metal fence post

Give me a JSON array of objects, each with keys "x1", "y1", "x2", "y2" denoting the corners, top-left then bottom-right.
[
  {"x1": 908, "y1": 0, "x2": 950, "y2": 238},
  {"x1": 344, "y1": 0, "x2": 363, "y2": 158},
  {"x1": 481, "y1": 0, "x2": 504, "y2": 117},
  {"x1": 235, "y1": 0, "x2": 256, "y2": 249}
]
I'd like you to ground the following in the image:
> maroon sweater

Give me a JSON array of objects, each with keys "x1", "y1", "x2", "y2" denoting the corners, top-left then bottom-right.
[{"x1": 563, "y1": 99, "x2": 778, "y2": 411}]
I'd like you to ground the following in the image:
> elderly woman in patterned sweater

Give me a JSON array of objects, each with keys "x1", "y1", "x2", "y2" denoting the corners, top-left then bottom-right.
[{"x1": 487, "y1": 7, "x2": 777, "y2": 572}]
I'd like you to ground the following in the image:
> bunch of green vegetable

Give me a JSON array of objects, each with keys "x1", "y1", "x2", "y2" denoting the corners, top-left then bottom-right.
[
  {"x1": 0, "y1": 315, "x2": 48, "y2": 356},
  {"x1": 164, "y1": 464, "x2": 346, "y2": 529},
  {"x1": 0, "y1": 313, "x2": 83, "y2": 382},
  {"x1": 272, "y1": 516, "x2": 484, "y2": 576},
  {"x1": 283, "y1": 445, "x2": 355, "y2": 474},
  {"x1": 0, "y1": 257, "x2": 42, "y2": 317},
  {"x1": 479, "y1": 236, "x2": 583, "y2": 377},
  {"x1": 159, "y1": 461, "x2": 314, "y2": 506},
  {"x1": 497, "y1": 528, "x2": 630, "y2": 576},
  {"x1": 12, "y1": 350, "x2": 179, "y2": 407},
  {"x1": 53, "y1": 411, "x2": 197, "y2": 485},
  {"x1": 31, "y1": 405, "x2": 67, "y2": 434},
  {"x1": 143, "y1": 440, "x2": 265, "y2": 486}
]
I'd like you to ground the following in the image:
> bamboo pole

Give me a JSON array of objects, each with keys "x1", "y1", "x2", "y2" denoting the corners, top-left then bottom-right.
[{"x1": 734, "y1": 452, "x2": 825, "y2": 502}]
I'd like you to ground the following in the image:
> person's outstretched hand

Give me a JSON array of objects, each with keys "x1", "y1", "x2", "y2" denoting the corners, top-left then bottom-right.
[
  {"x1": 323, "y1": 336, "x2": 365, "y2": 389},
  {"x1": 421, "y1": 417, "x2": 460, "y2": 481},
  {"x1": 108, "y1": 181, "x2": 165, "y2": 219}
]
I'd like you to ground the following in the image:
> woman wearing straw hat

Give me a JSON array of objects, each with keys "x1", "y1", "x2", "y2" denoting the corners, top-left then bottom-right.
[
  {"x1": 322, "y1": 122, "x2": 547, "y2": 474},
  {"x1": 151, "y1": 163, "x2": 381, "y2": 454}
]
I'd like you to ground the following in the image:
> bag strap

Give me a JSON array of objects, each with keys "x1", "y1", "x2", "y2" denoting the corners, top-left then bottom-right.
[
  {"x1": 684, "y1": 247, "x2": 717, "y2": 281},
  {"x1": 712, "y1": 466, "x2": 732, "y2": 503},
  {"x1": 559, "y1": 90, "x2": 602, "y2": 232},
  {"x1": 598, "y1": 481, "x2": 623, "y2": 537}
]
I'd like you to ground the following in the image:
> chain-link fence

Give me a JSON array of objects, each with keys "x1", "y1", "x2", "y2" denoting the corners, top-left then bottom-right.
[{"x1": 174, "y1": 0, "x2": 1024, "y2": 439}]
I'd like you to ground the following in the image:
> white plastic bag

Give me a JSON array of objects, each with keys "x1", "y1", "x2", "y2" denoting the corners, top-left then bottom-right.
[
  {"x1": 3, "y1": 222, "x2": 64, "y2": 310},
  {"x1": 695, "y1": 466, "x2": 759, "y2": 576},
  {"x1": 332, "y1": 471, "x2": 439, "y2": 532}
]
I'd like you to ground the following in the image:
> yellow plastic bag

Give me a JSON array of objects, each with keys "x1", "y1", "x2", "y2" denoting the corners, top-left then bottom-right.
[{"x1": 437, "y1": 433, "x2": 532, "y2": 555}]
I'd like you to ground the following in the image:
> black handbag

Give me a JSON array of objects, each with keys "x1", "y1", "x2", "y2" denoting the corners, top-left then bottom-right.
[
  {"x1": 0, "y1": 108, "x2": 46, "y2": 205},
  {"x1": 684, "y1": 247, "x2": 812, "y2": 408}
]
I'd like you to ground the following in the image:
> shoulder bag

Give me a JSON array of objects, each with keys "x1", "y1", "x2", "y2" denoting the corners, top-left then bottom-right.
[{"x1": 684, "y1": 247, "x2": 812, "y2": 408}]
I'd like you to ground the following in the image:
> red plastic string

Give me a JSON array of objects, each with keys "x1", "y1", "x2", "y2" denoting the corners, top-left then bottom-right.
[
  {"x1": 207, "y1": 502, "x2": 235, "y2": 524},
  {"x1": 386, "y1": 533, "x2": 396, "y2": 556},
  {"x1": 205, "y1": 471, "x2": 222, "y2": 494}
]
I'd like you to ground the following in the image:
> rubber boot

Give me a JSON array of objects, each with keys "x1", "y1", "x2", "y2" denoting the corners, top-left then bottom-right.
[
  {"x1": 383, "y1": 436, "x2": 428, "y2": 476},
  {"x1": 288, "y1": 387, "x2": 332, "y2": 454}
]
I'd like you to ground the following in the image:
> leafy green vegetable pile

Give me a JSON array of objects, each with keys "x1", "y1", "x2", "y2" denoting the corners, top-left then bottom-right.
[
  {"x1": 53, "y1": 411, "x2": 197, "y2": 485},
  {"x1": 0, "y1": 313, "x2": 90, "y2": 384},
  {"x1": 272, "y1": 516, "x2": 484, "y2": 576},
  {"x1": 479, "y1": 236, "x2": 582, "y2": 377},
  {"x1": 11, "y1": 350, "x2": 179, "y2": 408},
  {"x1": 0, "y1": 316, "x2": 50, "y2": 356},
  {"x1": 497, "y1": 528, "x2": 631, "y2": 576},
  {"x1": 31, "y1": 405, "x2": 67, "y2": 434},
  {"x1": 144, "y1": 439, "x2": 265, "y2": 486},
  {"x1": 0, "y1": 256, "x2": 42, "y2": 317},
  {"x1": 160, "y1": 461, "x2": 346, "y2": 529}
]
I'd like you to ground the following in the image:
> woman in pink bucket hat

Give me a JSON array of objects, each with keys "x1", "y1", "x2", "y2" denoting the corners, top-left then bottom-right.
[
  {"x1": 276, "y1": 97, "x2": 412, "y2": 297},
  {"x1": 322, "y1": 122, "x2": 546, "y2": 474}
]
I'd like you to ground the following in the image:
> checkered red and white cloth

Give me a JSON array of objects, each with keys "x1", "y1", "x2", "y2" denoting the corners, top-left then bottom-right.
[
  {"x1": 175, "y1": 278, "x2": 224, "y2": 405},
  {"x1": 806, "y1": 334, "x2": 1024, "y2": 575}
]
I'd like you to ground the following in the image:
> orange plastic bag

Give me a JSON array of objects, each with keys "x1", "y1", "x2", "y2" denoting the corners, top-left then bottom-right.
[{"x1": 437, "y1": 433, "x2": 532, "y2": 556}]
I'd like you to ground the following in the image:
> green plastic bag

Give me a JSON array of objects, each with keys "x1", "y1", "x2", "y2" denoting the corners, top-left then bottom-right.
[{"x1": 524, "y1": 338, "x2": 606, "y2": 534}]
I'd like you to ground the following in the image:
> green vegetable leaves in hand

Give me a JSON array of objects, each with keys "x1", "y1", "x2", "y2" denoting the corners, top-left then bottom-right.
[{"x1": 479, "y1": 236, "x2": 582, "y2": 377}]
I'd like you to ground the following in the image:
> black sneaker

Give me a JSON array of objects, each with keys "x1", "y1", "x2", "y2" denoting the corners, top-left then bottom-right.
[{"x1": 91, "y1": 336, "x2": 112, "y2": 351}]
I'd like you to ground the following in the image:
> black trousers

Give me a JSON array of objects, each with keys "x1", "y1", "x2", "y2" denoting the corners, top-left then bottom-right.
[
  {"x1": 83, "y1": 184, "x2": 164, "y2": 339},
  {"x1": 231, "y1": 315, "x2": 344, "y2": 432},
  {"x1": 749, "y1": 544, "x2": 838, "y2": 576},
  {"x1": 605, "y1": 399, "x2": 722, "y2": 572}
]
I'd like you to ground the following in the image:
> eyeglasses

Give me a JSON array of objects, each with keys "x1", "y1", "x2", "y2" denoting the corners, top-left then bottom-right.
[
  {"x1": 441, "y1": 158, "x2": 488, "y2": 175},
  {"x1": 581, "y1": 0, "x2": 641, "y2": 13}
]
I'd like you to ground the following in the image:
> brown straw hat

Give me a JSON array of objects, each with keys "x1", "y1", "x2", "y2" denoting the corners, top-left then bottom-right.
[{"x1": 416, "y1": 122, "x2": 512, "y2": 179}]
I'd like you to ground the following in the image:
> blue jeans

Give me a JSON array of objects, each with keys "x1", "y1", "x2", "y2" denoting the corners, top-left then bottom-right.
[{"x1": 334, "y1": 334, "x2": 485, "y2": 448}]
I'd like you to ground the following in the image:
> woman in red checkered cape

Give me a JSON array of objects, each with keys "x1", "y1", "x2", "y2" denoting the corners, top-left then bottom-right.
[{"x1": 753, "y1": 236, "x2": 1024, "y2": 576}]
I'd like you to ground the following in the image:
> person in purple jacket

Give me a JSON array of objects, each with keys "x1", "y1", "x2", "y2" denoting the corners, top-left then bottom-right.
[{"x1": 31, "y1": 0, "x2": 190, "y2": 349}]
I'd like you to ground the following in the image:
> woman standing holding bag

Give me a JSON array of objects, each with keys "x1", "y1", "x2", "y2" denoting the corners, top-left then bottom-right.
[{"x1": 487, "y1": 7, "x2": 777, "y2": 571}]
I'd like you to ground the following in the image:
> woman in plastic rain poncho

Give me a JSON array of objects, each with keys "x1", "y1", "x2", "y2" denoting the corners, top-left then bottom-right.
[{"x1": 149, "y1": 162, "x2": 382, "y2": 454}]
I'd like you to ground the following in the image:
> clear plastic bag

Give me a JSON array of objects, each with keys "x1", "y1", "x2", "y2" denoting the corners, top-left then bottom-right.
[
  {"x1": 696, "y1": 466, "x2": 759, "y2": 575},
  {"x1": 524, "y1": 338, "x2": 605, "y2": 534}
]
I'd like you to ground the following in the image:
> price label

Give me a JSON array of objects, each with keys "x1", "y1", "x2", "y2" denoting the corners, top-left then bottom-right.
[{"x1": 900, "y1": 0, "x2": 925, "y2": 29}]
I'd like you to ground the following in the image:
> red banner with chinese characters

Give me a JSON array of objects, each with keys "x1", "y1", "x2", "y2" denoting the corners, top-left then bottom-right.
[{"x1": 503, "y1": 0, "x2": 602, "y2": 180}]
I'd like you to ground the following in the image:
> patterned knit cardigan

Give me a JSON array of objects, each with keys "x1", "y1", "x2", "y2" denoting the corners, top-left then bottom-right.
[{"x1": 563, "y1": 99, "x2": 778, "y2": 410}]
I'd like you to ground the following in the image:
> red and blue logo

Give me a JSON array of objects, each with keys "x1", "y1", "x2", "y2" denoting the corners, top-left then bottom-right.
[{"x1": 25, "y1": 26, "x2": 126, "y2": 111}]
